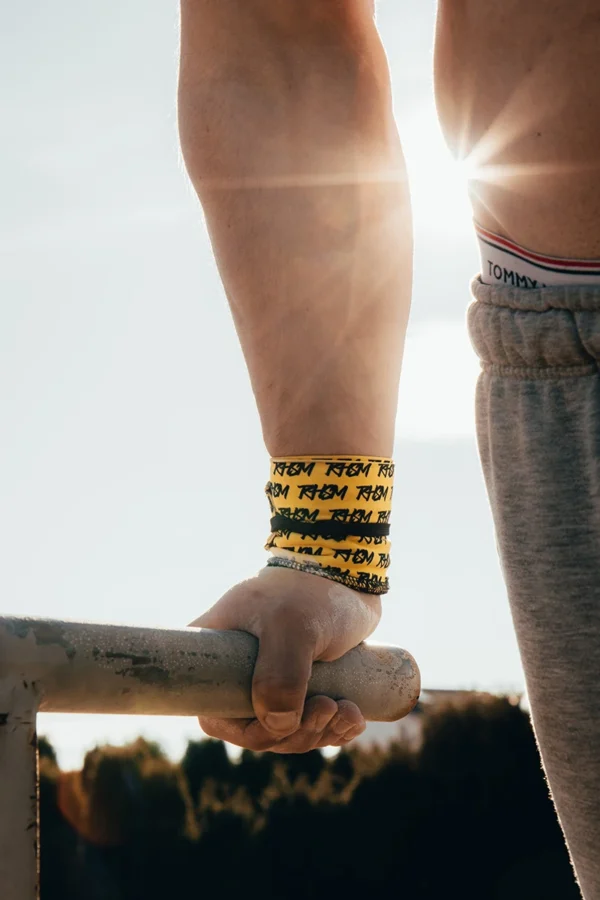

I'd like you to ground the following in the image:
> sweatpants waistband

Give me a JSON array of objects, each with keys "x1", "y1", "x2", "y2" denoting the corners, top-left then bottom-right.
[{"x1": 468, "y1": 277, "x2": 600, "y2": 375}]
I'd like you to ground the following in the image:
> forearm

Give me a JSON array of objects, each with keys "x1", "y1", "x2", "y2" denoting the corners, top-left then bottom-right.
[{"x1": 178, "y1": 0, "x2": 412, "y2": 457}]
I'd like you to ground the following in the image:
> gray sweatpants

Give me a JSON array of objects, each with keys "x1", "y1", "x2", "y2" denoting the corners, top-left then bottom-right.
[{"x1": 468, "y1": 278, "x2": 600, "y2": 899}]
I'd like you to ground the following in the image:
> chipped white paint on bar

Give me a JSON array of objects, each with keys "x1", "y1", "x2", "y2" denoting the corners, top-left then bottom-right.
[
  {"x1": 0, "y1": 618, "x2": 420, "y2": 722},
  {"x1": 0, "y1": 616, "x2": 420, "y2": 898}
]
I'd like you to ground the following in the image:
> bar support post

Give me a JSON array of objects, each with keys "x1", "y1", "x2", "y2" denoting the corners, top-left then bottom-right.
[{"x1": 0, "y1": 677, "x2": 39, "y2": 900}]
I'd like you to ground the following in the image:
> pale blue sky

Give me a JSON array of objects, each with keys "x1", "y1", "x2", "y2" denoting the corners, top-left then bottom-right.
[{"x1": 1, "y1": 1, "x2": 522, "y2": 768}]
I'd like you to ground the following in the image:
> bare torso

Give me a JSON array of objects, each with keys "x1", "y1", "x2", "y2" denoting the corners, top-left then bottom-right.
[{"x1": 434, "y1": 1, "x2": 600, "y2": 258}]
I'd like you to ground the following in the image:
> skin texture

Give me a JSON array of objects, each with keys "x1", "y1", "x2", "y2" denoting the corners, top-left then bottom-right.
[
  {"x1": 179, "y1": 1, "x2": 600, "y2": 752},
  {"x1": 189, "y1": 567, "x2": 380, "y2": 751},
  {"x1": 178, "y1": 0, "x2": 409, "y2": 749},
  {"x1": 178, "y1": 0, "x2": 412, "y2": 458},
  {"x1": 435, "y1": 0, "x2": 600, "y2": 257}
]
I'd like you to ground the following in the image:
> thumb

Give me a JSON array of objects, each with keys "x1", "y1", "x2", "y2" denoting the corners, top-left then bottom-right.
[{"x1": 252, "y1": 623, "x2": 316, "y2": 738}]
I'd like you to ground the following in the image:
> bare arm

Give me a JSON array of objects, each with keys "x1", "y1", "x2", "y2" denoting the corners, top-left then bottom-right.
[
  {"x1": 178, "y1": 0, "x2": 412, "y2": 457},
  {"x1": 178, "y1": 0, "x2": 412, "y2": 751}
]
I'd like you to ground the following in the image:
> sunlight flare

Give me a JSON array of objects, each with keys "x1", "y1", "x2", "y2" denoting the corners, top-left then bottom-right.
[{"x1": 401, "y1": 107, "x2": 473, "y2": 234}]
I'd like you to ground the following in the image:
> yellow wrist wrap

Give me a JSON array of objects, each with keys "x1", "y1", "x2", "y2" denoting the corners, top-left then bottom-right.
[{"x1": 264, "y1": 456, "x2": 394, "y2": 595}]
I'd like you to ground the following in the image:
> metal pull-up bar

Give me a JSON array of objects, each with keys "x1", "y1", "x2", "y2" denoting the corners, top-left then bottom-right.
[{"x1": 0, "y1": 615, "x2": 420, "y2": 900}]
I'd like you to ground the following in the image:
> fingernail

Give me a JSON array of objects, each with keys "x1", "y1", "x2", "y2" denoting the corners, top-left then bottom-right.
[{"x1": 264, "y1": 712, "x2": 299, "y2": 734}]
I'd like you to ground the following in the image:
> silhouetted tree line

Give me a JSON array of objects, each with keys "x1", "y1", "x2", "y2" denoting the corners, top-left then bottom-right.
[{"x1": 38, "y1": 696, "x2": 580, "y2": 900}]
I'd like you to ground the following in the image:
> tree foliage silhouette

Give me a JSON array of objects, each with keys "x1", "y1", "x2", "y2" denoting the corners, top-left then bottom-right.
[{"x1": 39, "y1": 696, "x2": 580, "y2": 900}]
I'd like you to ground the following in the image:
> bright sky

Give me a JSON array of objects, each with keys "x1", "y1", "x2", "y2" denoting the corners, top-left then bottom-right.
[{"x1": 1, "y1": 1, "x2": 523, "y2": 769}]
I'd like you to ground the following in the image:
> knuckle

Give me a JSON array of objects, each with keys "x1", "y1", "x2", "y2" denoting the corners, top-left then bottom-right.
[
  {"x1": 336, "y1": 700, "x2": 363, "y2": 725},
  {"x1": 263, "y1": 597, "x2": 317, "y2": 634}
]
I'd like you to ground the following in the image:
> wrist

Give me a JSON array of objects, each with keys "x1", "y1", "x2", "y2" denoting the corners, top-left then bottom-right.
[
  {"x1": 263, "y1": 405, "x2": 397, "y2": 460},
  {"x1": 264, "y1": 454, "x2": 394, "y2": 596}
]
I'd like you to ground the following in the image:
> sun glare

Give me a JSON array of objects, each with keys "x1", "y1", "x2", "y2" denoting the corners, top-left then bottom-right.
[{"x1": 401, "y1": 107, "x2": 474, "y2": 236}]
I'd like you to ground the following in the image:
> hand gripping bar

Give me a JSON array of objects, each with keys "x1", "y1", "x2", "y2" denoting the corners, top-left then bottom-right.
[{"x1": 0, "y1": 616, "x2": 421, "y2": 722}]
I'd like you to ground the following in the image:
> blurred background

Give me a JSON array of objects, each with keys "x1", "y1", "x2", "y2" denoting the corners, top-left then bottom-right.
[
  {"x1": 37, "y1": 696, "x2": 580, "y2": 900},
  {"x1": 1, "y1": 0, "x2": 522, "y2": 770}
]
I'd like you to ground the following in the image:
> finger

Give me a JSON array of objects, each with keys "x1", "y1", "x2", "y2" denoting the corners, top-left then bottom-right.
[
  {"x1": 265, "y1": 695, "x2": 338, "y2": 754},
  {"x1": 315, "y1": 699, "x2": 365, "y2": 748},
  {"x1": 188, "y1": 603, "x2": 233, "y2": 630},
  {"x1": 187, "y1": 580, "x2": 255, "y2": 630},
  {"x1": 200, "y1": 695, "x2": 338, "y2": 754},
  {"x1": 198, "y1": 716, "x2": 282, "y2": 752},
  {"x1": 252, "y1": 619, "x2": 316, "y2": 738},
  {"x1": 333, "y1": 725, "x2": 364, "y2": 747}
]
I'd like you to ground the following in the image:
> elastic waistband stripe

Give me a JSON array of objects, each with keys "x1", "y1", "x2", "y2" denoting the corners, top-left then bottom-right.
[{"x1": 476, "y1": 224, "x2": 600, "y2": 273}]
